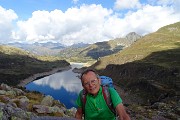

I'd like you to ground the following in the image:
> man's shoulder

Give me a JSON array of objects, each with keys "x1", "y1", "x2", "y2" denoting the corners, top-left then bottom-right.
[{"x1": 108, "y1": 87, "x2": 116, "y2": 92}]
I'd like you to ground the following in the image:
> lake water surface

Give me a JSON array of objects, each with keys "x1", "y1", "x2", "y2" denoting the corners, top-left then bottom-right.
[{"x1": 25, "y1": 63, "x2": 83, "y2": 109}]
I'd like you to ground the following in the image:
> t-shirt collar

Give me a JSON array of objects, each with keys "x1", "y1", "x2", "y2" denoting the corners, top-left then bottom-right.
[{"x1": 88, "y1": 86, "x2": 102, "y2": 97}]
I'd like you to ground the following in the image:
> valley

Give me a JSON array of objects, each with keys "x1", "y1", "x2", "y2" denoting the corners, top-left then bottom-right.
[{"x1": 0, "y1": 22, "x2": 179, "y2": 119}]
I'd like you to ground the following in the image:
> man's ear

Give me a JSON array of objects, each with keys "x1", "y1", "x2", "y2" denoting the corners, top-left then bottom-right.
[
  {"x1": 97, "y1": 74, "x2": 101, "y2": 84},
  {"x1": 99, "y1": 78, "x2": 101, "y2": 84}
]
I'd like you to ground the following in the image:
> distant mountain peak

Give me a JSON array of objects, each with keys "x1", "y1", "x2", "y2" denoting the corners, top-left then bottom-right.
[
  {"x1": 70, "y1": 42, "x2": 90, "y2": 48},
  {"x1": 125, "y1": 32, "x2": 142, "y2": 42}
]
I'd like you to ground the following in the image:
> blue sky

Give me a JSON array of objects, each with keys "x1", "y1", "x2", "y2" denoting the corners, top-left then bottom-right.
[
  {"x1": 1, "y1": 0, "x2": 114, "y2": 20},
  {"x1": 0, "y1": 0, "x2": 180, "y2": 46},
  {"x1": 1, "y1": 0, "x2": 74, "y2": 20}
]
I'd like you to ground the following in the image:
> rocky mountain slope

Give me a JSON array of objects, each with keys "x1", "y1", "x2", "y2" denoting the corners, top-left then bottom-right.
[
  {"x1": 5, "y1": 32, "x2": 141, "y2": 63},
  {"x1": 0, "y1": 45, "x2": 70, "y2": 86},
  {"x1": 87, "y1": 22, "x2": 180, "y2": 119},
  {"x1": 93, "y1": 25, "x2": 180, "y2": 70},
  {"x1": 6, "y1": 42, "x2": 65, "y2": 56},
  {"x1": 58, "y1": 32, "x2": 141, "y2": 62},
  {"x1": 92, "y1": 22, "x2": 180, "y2": 98},
  {"x1": 1, "y1": 22, "x2": 179, "y2": 119}
]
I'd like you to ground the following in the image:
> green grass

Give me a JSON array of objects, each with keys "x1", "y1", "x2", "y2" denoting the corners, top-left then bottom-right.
[
  {"x1": 93, "y1": 22, "x2": 180, "y2": 70},
  {"x1": 57, "y1": 38, "x2": 127, "y2": 62},
  {"x1": 91, "y1": 22, "x2": 180, "y2": 105}
]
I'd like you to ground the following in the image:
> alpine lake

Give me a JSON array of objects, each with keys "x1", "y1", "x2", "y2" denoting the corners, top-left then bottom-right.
[{"x1": 25, "y1": 63, "x2": 84, "y2": 109}]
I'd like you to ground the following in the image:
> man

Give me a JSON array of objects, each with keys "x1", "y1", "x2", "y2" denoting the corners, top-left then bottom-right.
[{"x1": 75, "y1": 69, "x2": 130, "y2": 120}]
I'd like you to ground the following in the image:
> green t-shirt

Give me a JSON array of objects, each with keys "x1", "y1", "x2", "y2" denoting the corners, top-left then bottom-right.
[{"x1": 76, "y1": 86, "x2": 122, "y2": 120}]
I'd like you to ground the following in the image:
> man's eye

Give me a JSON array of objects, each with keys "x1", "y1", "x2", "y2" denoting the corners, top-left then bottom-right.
[
  {"x1": 92, "y1": 80, "x2": 96, "y2": 83},
  {"x1": 84, "y1": 82, "x2": 89, "y2": 86}
]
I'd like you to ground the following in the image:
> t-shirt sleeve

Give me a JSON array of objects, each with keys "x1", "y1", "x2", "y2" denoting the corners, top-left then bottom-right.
[
  {"x1": 109, "y1": 88, "x2": 122, "y2": 108},
  {"x1": 76, "y1": 90, "x2": 83, "y2": 108}
]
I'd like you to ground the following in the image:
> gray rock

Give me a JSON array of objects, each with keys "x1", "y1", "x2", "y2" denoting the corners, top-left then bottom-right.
[
  {"x1": 7, "y1": 101, "x2": 18, "y2": 108},
  {"x1": 125, "y1": 32, "x2": 142, "y2": 42},
  {"x1": 0, "y1": 102, "x2": 37, "y2": 119},
  {"x1": 19, "y1": 96, "x2": 30, "y2": 110},
  {"x1": 33, "y1": 104, "x2": 64, "y2": 115},
  {"x1": 0, "y1": 90, "x2": 6, "y2": 95},
  {"x1": 31, "y1": 116, "x2": 77, "y2": 120},
  {"x1": 13, "y1": 88, "x2": 25, "y2": 95},
  {"x1": 6, "y1": 90, "x2": 16, "y2": 96},
  {"x1": 1, "y1": 96, "x2": 11, "y2": 102},
  {"x1": 1, "y1": 83, "x2": 11, "y2": 91},
  {"x1": 33, "y1": 105, "x2": 50, "y2": 113},
  {"x1": 50, "y1": 105, "x2": 64, "y2": 113},
  {"x1": 41, "y1": 95, "x2": 54, "y2": 107}
]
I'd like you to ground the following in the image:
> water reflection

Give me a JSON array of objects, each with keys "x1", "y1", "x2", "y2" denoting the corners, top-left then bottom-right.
[
  {"x1": 33, "y1": 69, "x2": 82, "y2": 93},
  {"x1": 25, "y1": 63, "x2": 83, "y2": 109}
]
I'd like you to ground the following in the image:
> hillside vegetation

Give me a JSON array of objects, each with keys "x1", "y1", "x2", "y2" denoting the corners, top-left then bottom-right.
[
  {"x1": 7, "y1": 42, "x2": 65, "y2": 56},
  {"x1": 0, "y1": 45, "x2": 70, "y2": 86},
  {"x1": 91, "y1": 22, "x2": 180, "y2": 105},
  {"x1": 93, "y1": 22, "x2": 180, "y2": 70},
  {"x1": 58, "y1": 32, "x2": 141, "y2": 62}
]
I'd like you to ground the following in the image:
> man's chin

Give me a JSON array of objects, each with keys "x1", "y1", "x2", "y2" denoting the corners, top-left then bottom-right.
[{"x1": 89, "y1": 90, "x2": 98, "y2": 96}]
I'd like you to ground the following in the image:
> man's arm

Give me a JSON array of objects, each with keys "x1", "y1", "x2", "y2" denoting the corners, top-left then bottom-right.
[
  {"x1": 75, "y1": 107, "x2": 83, "y2": 119},
  {"x1": 116, "y1": 103, "x2": 130, "y2": 120}
]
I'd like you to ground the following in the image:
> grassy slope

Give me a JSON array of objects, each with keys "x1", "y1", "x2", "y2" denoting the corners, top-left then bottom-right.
[
  {"x1": 0, "y1": 45, "x2": 70, "y2": 86},
  {"x1": 57, "y1": 38, "x2": 127, "y2": 63},
  {"x1": 91, "y1": 22, "x2": 180, "y2": 104},
  {"x1": 93, "y1": 22, "x2": 180, "y2": 70}
]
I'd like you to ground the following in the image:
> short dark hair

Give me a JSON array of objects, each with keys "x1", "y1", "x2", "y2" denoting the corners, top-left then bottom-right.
[{"x1": 80, "y1": 69, "x2": 99, "y2": 80}]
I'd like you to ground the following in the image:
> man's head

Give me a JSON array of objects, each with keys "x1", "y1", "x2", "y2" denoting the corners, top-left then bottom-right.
[{"x1": 80, "y1": 69, "x2": 101, "y2": 96}]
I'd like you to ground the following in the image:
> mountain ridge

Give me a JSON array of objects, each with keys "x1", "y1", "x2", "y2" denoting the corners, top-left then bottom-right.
[
  {"x1": 0, "y1": 45, "x2": 70, "y2": 86},
  {"x1": 0, "y1": 22, "x2": 179, "y2": 119},
  {"x1": 89, "y1": 22, "x2": 180, "y2": 106},
  {"x1": 57, "y1": 32, "x2": 141, "y2": 62},
  {"x1": 92, "y1": 22, "x2": 180, "y2": 70},
  {"x1": 6, "y1": 42, "x2": 65, "y2": 56}
]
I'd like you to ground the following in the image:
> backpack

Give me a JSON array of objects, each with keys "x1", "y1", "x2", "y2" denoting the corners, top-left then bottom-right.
[{"x1": 80, "y1": 76, "x2": 116, "y2": 116}]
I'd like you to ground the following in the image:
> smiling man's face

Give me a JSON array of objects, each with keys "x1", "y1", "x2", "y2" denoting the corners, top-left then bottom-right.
[{"x1": 81, "y1": 71, "x2": 101, "y2": 96}]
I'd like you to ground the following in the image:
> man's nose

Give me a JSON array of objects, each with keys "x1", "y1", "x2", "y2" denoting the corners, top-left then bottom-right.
[{"x1": 89, "y1": 81, "x2": 94, "y2": 86}]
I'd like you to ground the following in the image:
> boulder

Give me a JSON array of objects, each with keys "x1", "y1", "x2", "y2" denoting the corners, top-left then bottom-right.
[{"x1": 41, "y1": 95, "x2": 54, "y2": 107}]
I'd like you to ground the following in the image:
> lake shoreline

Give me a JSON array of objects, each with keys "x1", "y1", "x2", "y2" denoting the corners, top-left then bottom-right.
[{"x1": 17, "y1": 65, "x2": 71, "y2": 87}]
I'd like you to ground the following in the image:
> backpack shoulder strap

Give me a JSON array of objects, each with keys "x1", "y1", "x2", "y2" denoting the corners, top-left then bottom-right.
[
  {"x1": 80, "y1": 89, "x2": 87, "y2": 115},
  {"x1": 102, "y1": 86, "x2": 116, "y2": 115}
]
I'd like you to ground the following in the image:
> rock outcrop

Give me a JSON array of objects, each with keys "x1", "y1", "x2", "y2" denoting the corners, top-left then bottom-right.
[
  {"x1": 0, "y1": 83, "x2": 76, "y2": 120},
  {"x1": 125, "y1": 32, "x2": 142, "y2": 42}
]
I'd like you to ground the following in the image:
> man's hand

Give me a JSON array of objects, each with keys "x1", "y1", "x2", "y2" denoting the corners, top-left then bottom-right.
[
  {"x1": 116, "y1": 103, "x2": 131, "y2": 120},
  {"x1": 75, "y1": 107, "x2": 83, "y2": 119}
]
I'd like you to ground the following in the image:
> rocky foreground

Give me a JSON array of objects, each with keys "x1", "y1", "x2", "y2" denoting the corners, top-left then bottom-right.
[
  {"x1": 0, "y1": 82, "x2": 179, "y2": 120},
  {"x1": 0, "y1": 83, "x2": 76, "y2": 120},
  {"x1": 114, "y1": 84, "x2": 180, "y2": 120}
]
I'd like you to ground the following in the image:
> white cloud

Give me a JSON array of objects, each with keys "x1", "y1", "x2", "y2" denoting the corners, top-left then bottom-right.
[
  {"x1": 13, "y1": 4, "x2": 114, "y2": 45},
  {"x1": 1, "y1": 1, "x2": 180, "y2": 46},
  {"x1": 0, "y1": 6, "x2": 18, "y2": 42},
  {"x1": 114, "y1": 0, "x2": 142, "y2": 10},
  {"x1": 122, "y1": 4, "x2": 180, "y2": 35},
  {"x1": 33, "y1": 64, "x2": 83, "y2": 93}
]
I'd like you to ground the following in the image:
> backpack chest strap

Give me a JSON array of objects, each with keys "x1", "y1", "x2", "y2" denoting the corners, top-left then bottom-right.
[{"x1": 102, "y1": 86, "x2": 116, "y2": 114}]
